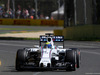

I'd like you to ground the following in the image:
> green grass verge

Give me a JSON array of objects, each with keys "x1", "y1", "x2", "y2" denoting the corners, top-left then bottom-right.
[
  {"x1": 0, "y1": 37, "x2": 39, "y2": 40},
  {"x1": 65, "y1": 38, "x2": 100, "y2": 41},
  {"x1": 0, "y1": 28, "x2": 35, "y2": 30}
]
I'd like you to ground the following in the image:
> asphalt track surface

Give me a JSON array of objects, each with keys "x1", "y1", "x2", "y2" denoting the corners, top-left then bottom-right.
[{"x1": 0, "y1": 40, "x2": 100, "y2": 75}]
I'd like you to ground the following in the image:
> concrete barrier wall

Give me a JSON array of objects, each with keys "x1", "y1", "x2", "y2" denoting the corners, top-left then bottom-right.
[
  {"x1": 0, "y1": 19, "x2": 64, "y2": 26},
  {"x1": 63, "y1": 25, "x2": 100, "y2": 40}
]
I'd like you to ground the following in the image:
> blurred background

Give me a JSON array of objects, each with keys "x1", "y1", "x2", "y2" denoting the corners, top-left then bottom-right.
[
  {"x1": 0, "y1": 0, "x2": 64, "y2": 20},
  {"x1": 0, "y1": 0, "x2": 100, "y2": 25},
  {"x1": 0, "y1": 0, "x2": 100, "y2": 40}
]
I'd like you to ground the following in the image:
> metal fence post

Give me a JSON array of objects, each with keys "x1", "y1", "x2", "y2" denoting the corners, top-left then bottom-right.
[
  {"x1": 8, "y1": 0, "x2": 10, "y2": 12},
  {"x1": 93, "y1": 0, "x2": 97, "y2": 24},
  {"x1": 74, "y1": 0, "x2": 77, "y2": 26},
  {"x1": 64, "y1": 0, "x2": 67, "y2": 28},
  {"x1": 58, "y1": 0, "x2": 60, "y2": 20},
  {"x1": 83, "y1": 0, "x2": 87, "y2": 25},
  {"x1": 12, "y1": 0, "x2": 15, "y2": 18},
  {"x1": 35, "y1": 0, "x2": 38, "y2": 19}
]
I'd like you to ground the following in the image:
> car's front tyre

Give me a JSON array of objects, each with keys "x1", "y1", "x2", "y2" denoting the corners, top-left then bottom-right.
[
  {"x1": 65, "y1": 49, "x2": 77, "y2": 71},
  {"x1": 15, "y1": 49, "x2": 27, "y2": 71}
]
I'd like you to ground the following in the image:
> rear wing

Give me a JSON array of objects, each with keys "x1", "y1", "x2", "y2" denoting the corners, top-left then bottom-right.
[
  {"x1": 40, "y1": 36, "x2": 64, "y2": 42},
  {"x1": 40, "y1": 35, "x2": 64, "y2": 48}
]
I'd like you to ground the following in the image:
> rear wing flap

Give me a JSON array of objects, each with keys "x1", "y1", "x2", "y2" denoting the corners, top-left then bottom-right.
[{"x1": 40, "y1": 36, "x2": 64, "y2": 42}]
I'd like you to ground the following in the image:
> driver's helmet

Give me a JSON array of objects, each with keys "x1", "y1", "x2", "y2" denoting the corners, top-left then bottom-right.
[{"x1": 46, "y1": 42, "x2": 52, "y2": 48}]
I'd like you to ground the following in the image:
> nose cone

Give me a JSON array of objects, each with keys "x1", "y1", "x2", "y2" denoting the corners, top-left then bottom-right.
[
  {"x1": 40, "y1": 59, "x2": 51, "y2": 67},
  {"x1": 43, "y1": 62, "x2": 48, "y2": 67},
  {"x1": 40, "y1": 62, "x2": 50, "y2": 67}
]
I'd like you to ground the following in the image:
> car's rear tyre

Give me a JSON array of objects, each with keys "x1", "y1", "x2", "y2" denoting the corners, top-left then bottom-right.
[
  {"x1": 15, "y1": 49, "x2": 27, "y2": 71},
  {"x1": 65, "y1": 50, "x2": 76, "y2": 71},
  {"x1": 70, "y1": 48, "x2": 81, "y2": 68}
]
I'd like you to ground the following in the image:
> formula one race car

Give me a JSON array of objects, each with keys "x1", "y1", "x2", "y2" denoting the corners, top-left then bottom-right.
[{"x1": 15, "y1": 33, "x2": 81, "y2": 71}]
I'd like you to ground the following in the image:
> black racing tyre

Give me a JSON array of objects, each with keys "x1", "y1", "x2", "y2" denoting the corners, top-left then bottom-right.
[
  {"x1": 15, "y1": 49, "x2": 27, "y2": 71},
  {"x1": 65, "y1": 50, "x2": 76, "y2": 71},
  {"x1": 51, "y1": 58, "x2": 56, "y2": 67},
  {"x1": 70, "y1": 48, "x2": 81, "y2": 68},
  {"x1": 76, "y1": 49, "x2": 81, "y2": 68}
]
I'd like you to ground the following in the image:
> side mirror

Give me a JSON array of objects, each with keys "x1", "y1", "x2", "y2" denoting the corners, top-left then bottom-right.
[
  {"x1": 34, "y1": 45, "x2": 39, "y2": 48},
  {"x1": 58, "y1": 46, "x2": 63, "y2": 49}
]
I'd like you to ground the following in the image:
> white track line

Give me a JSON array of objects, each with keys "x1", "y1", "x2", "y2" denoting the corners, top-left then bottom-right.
[
  {"x1": 85, "y1": 73, "x2": 100, "y2": 75},
  {"x1": 0, "y1": 50, "x2": 15, "y2": 54},
  {"x1": 82, "y1": 51, "x2": 100, "y2": 55},
  {"x1": 33, "y1": 72, "x2": 41, "y2": 75},
  {"x1": 0, "y1": 43, "x2": 30, "y2": 47},
  {"x1": 0, "y1": 40, "x2": 35, "y2": 44}
]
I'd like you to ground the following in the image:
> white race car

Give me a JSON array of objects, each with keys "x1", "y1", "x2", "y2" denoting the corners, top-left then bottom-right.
[{"x1": 15, "y1": 33, "x2": 81, "y2": 71}]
